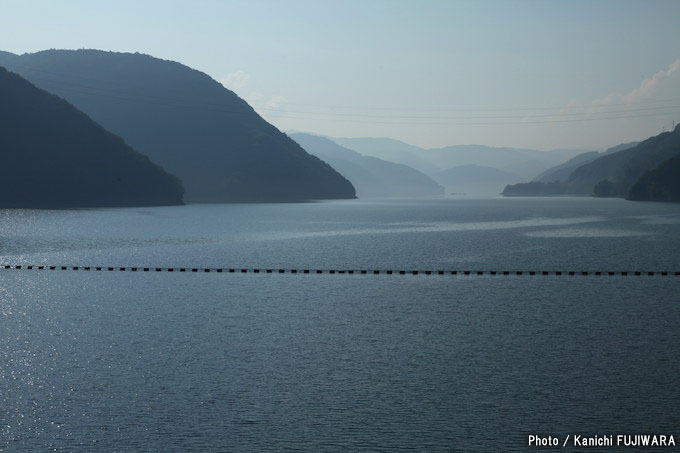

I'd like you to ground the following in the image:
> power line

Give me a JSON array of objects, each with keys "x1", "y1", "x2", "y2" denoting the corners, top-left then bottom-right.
[
  {"x1": 33, "y1": 79, "x2": 680, "y2": 126},
  {"x1": 39, "y1": 78, "x2": 680, "y2": 124},
  {"x1": 11, "y1": 60, "x2": 680, "y2": 113},
  {"x1": 7, "y1": 61, "x2": 680, "y2": 127}
]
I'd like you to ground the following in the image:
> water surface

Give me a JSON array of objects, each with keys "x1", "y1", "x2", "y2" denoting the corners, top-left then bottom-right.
[{"x1": 1, "y1": 197, "x2": 679, "y2": 451}]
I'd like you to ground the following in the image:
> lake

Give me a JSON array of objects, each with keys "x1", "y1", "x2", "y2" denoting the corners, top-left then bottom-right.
[{"x1": 1, "y1": 197, "x2": 679, "y2": 451}]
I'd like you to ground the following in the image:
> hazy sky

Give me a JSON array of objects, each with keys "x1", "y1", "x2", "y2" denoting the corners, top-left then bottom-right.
[{"x1": 2, "y1": 0, "x2": 679, "y2": 150}]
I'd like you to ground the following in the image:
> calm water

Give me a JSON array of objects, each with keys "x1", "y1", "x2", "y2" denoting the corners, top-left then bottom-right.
[{"x1": 1, "y1": 197, "x2": 679, "y2": 451}]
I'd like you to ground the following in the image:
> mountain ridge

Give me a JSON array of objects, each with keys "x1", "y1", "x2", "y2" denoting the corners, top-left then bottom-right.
[
  {"x1": 333, "y1": 136, "x2": 586, "y2": 181},
  {"x1": 0, "y1": 65, "x2": 184, "y2": 208},
  {"x1": 531, "y1": 143, "x2": 639, "y2": 184},
  {"x1": 502, "y1": 128, "x2": 680, "y2": 198},
  {"x1": 291, "y1": 133, "x2": 443, "y2": 198},
  {"x1": 628, "y1": 154, "x2": 680, "y2": 202},
  {"x1": 0, "y1": 49, "x2": 356, "y2": 203}
]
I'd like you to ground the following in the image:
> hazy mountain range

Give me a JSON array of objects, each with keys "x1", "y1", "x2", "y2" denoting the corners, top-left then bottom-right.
[
  {"x1": 0, "y1": 65, "x2": 183, "y2": 208},
  {"x1": 290, "y1": 133, "x2": 443, "y2": 198},
  {"x1": 532, "y1": 151, "x2": 600, "y2": 183},
  {"x1": 502, "y1": 126, "x2": 680, "y2": 201},
  {"x1": 333, "y1": 130, "x2": 679, "y2": 201},
  {"x1": 0, "y1": 49, "x2": 355, "y2": 203},
  {"x1": 429, "y1": 165, "x2": 522, "y2": 195},
  {"x1": 332, "y1": 137, "x2": 442, "y2": 174},
  {"x1": 330, "y1": 137, "x2": 592, "y2": 195},
  {"x1": 533, "y1": 142, "x2": 639, "y2": 183},
  {"x1": 425, "y1": 145, "x2": 585, "y2": 181},
  {"x1": 334, "y1": 138, "x2": 585, "y2": 178},
  {"x1": 2, "y1": 48, "x2": 677, "y2": 206}
]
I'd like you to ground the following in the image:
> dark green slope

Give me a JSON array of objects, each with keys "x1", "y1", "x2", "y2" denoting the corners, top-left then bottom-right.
[
  {"x1": 628, "y1": 154, "x2": 680, "y2": 202},
  {"x1": 0, "y1": 66, "x2": 183, "y2": 208},
  {"x1": 502, "y1": 131, "x2": 679, "y2": 198},
  {"x1": 533, "y1": 143, "x2": 638, "y2": 183},
  {"x1": 581, "y1": 126, "x2": 680, "y2": 197},
  {"x1": 0, "y1": 50, "x2": 355, "y2": 202}
]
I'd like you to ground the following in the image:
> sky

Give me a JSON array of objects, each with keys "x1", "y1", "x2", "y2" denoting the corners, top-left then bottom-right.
[{"x1": 1, "y1": 0, "x2": 679, "y2": 150}]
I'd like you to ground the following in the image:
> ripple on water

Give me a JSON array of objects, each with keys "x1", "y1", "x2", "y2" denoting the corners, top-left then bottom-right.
[{"x1": 525, "y1": 228, "x2": 653, "y2": 238}]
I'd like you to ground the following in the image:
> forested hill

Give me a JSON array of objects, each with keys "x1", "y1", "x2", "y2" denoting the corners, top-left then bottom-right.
[
  {"x1": 502, "y1": 126, "x2": 680, "y2": 199},
  {"x1": 0, "y1": 66, "x2": 184, "y2": 208},
  {"x1": 628, "y1": 153, "x2": 680, "y2": 202},
  {"x1": 0, "y1": 49, "x2": 355, "y2": 203},
  {"x1": 570, "y1": 126, "x2": 680, "y2": 198}
]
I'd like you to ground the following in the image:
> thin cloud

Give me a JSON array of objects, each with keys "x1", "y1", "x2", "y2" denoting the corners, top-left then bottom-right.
[
  {"x1": 622, "y1": 59, "x2": 680, "y2": 103},
  {"x1": 591, "y1": 58, "x2": 680, "y2": 110},
  {"x1": 246, "y1": 92, "x2": 287, "y2": 120},
  {"x1": 264, "y1": 95, "x2": 285, "y2": 110},
  {"x1": 220, "y1": 70, "x2": 250, "y2": 92},
  {"x1": 248, "y1": 91, "x2": 265, "y2": 105}
]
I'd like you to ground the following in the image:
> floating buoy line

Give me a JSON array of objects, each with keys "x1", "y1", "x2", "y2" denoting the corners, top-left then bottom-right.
[{"x1": 0, "y1": 264, "x2": 678, "y2": 277}]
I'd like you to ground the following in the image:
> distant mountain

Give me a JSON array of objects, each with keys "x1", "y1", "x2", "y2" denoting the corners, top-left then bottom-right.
[
  {"x1": 600, "y1": 141, "x2": 641, "y2": 156},
  {"x1": 430, "y1": 165, "x2": 522, "y2": 195},
  {"x1": 586, "y1": 126, "x2": 680, "y2": 198},
  {"x1": 331, "y1": 137, "x2": 441, "y2": 174},
  {"x1": 532, "y1": 142, "x2": 639, "y2": 183},
  {"x1": 533, "y1": 151, "x2": 600, "y2": 183},
  {"x1": 628, "y1": 154, "x2": 680, "y2": 202},
  {"x1": 500, "y1": 181, "x2": 568, "y2": 197},
  {"x1": 0, "y1": 51, "x2": 17, "y2": 63},
  {"x1": 424, "y1": 145, "x2": 584, "y2": 180},
  {"x1": 291, "y1": 133, "x2": 443, "y2": 198},
  {"x1": 502, "y1": 128, "x2": 680, "y2": 198},
  {"x1": 333, "y1": 137, "x2": 585, "y2": 184},
  {"x1": 0, "y1": 49, "x2": 355, "y2": 203},
  {"x1": 0, "y1": 66, "x2": 183, "y2": 208}
]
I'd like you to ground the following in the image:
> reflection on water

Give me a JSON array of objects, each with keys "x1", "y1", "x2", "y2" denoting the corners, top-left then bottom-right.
[
  {"x1": 254, "y1": 216, "x2": 605, "y2": 241},
  {"x1": 634, "y1": 214, "x2": 680, "y2": 225},
  {"x1": 1, "y1": 272, "x2": 679, "y2": 451},
  {"x1": 525, "y1": 227, "x2": 652, "y2": 238},
  {"x1": 1, "y1": 198, "x2": 680, "y2": 450},
  {"x1": 1, "y1": 198, "x2": 679, "y2": 271}
]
